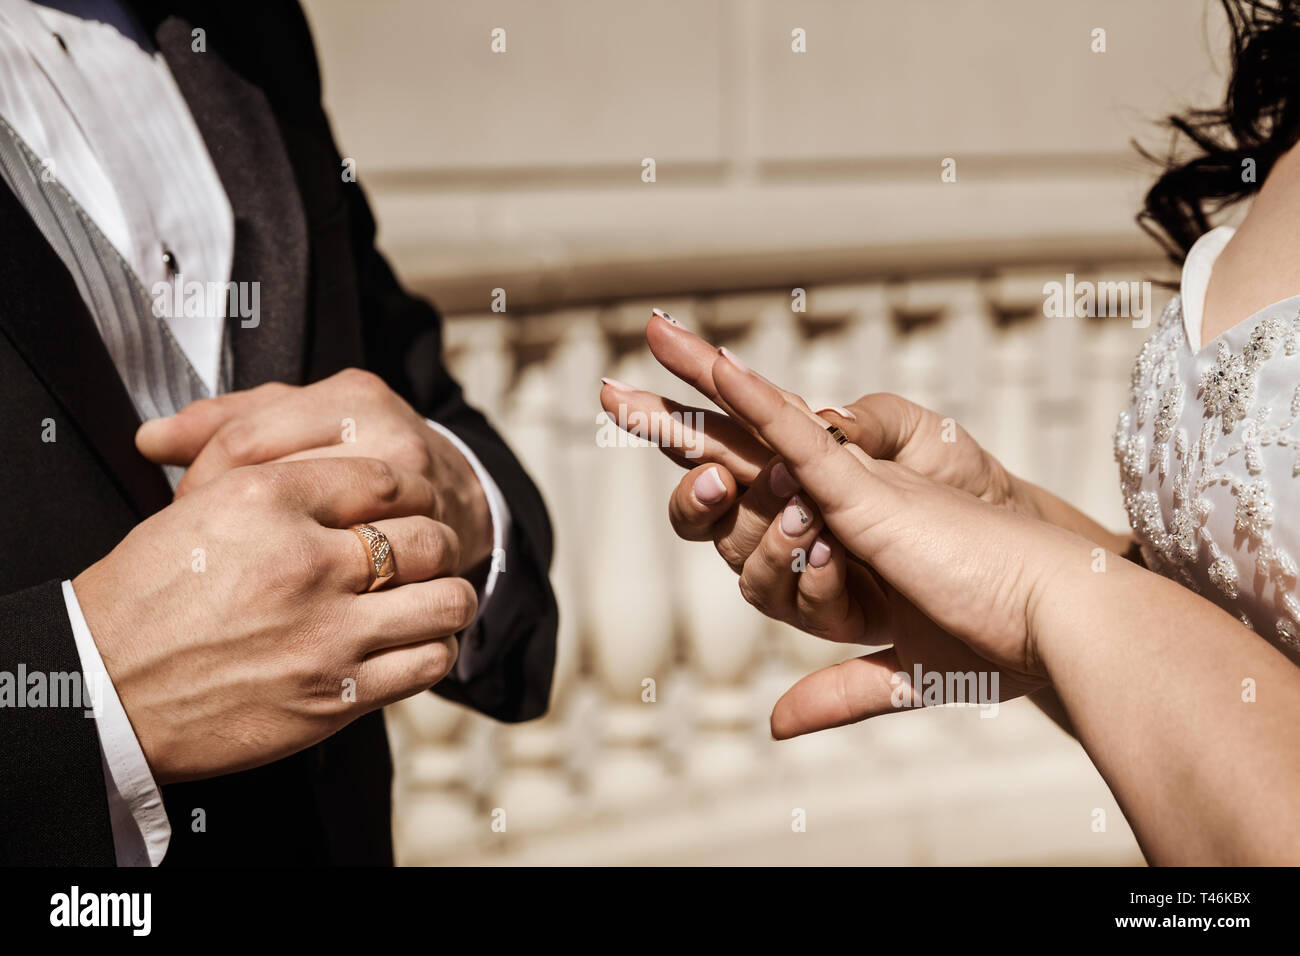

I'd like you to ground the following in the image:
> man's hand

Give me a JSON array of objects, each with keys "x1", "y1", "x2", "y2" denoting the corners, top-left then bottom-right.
[
  {"x1": 135, "y1": 369, "x2": 494, "y2": 573},
  {"x1": 72, "y1": 457, "x2": 475, "y2": 784}
]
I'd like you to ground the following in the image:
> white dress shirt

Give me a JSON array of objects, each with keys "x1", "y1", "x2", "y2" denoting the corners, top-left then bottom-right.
[{"x1": 0, "y1": 0, "x2": 510, "y2": 865}]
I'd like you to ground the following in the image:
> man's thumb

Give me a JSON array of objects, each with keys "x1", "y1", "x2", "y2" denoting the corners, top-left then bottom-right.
[{"x1": 135, "y1": 400, "x2": 227, "y2": 465}]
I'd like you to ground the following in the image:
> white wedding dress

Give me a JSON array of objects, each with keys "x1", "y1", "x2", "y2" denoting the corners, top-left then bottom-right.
[{"x1": 1117, "y1": 225, "x2": 1300, "y2": 663}]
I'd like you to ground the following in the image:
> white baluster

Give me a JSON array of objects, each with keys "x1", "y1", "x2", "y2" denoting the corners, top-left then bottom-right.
[
  {"x1": 487, "y1": 312, "x2": 600, "y2": 836},
  {"x1": 585, "y1": 324, "x2": 679, "y2": 807},
  {"x1": 983, "y1": 294, "x2": 1041, "y2": 483},
  {"x1": 386, "y1": 695, "x2": 478, "y2": 864}
]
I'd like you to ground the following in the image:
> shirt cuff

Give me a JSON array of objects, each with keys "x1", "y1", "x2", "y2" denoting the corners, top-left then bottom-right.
[
  {"x1": 61, "y1": 579, "x2": 170, "y2": 867},
  {"x1": 424, "y1": 419, "x2": 512, "y2": 681}
]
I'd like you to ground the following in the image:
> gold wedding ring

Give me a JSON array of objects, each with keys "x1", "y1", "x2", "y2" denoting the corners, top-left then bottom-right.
[
  {"x1": 348, "y1": 523, "x2": 396, "y2": 591},
  {"x1": 826, "y1": 424, "x2": 850, "y2": 446}
]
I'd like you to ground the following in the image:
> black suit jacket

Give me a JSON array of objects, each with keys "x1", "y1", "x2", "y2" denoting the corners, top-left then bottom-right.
[{"x1": 0, "y1": 0, "x2": 557, "y2": 865}]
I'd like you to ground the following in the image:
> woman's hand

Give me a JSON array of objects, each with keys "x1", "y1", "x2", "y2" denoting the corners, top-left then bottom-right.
[
  {"x1": 601, "y1": 314, "x2": 1032, "y2": 637},
  {"x1": 601, "y1": 314, "x2": 1094, "y2": 736},
  {"x1": 601, "y1": 314, "x2": 1104, "y2": 736},
  {"x1": 698, "y1": 345, "x2": 1095, "y2": 717}
]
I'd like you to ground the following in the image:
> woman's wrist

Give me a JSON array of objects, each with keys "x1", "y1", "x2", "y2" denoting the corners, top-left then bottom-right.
[{"x1": 1024, "y1": 532, "x2": 1146, "y2": 681}]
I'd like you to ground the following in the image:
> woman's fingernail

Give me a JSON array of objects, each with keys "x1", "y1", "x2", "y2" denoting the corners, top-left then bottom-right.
[
  {"x1": 693, "y1": 465, "x2": 728, "y2": 505},
  {"x1": 652, "y1": 308, "x2": 681, "y2": 327},
  {"x1": 601, "y1": 377, "x2": 633, "y2": 391},
  {"x1": 769, "y1": 461, "x2": 798, "y2": 498},
  {"x1": 719, "y1": 346, "x2": 748, "y2": 372},
  {"x1": 809, "y1": 537, "x2": 831, "y2": 568},
  {"x1": 817, "y1": 406, "x2": 857, "y2": 421},
  {"x1": 781, "y1": 495, "x2": 811, "y2": 537}
]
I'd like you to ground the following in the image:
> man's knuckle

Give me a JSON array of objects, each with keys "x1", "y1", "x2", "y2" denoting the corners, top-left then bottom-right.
[
  {"x1": 437, "y1": 525, "x2": 461, "y2": 572},
  {"x1": 254, "y1": 381, "x2": 292, "y2": 399},
  {"x1": 365, "y1": 458, "x2": 400, "y2": 501},
  {"x1": 392, "y1": 433, "x2": 432, "y2": 472},
  {"x1": 226, "y1": 468, "x2": 275, "y2": 508},
  {"x1": 435, "y1": 580, "x2": 476, "y2": 626},
  {"x1": 341, "y1": 367, "x2": 386, "y2": 396},
  {"x1": 411, "y1": 517, "x2": 448, "y2": 568},
  {"x1": 216, "y1": 421, "x2": 259, "y2": 463},
  {"x1": 417, "y1": 637, "x2": 458, "y2": 687},
  {"x1": 278, "y1": 538, "x2": 327, "y2": 593}
]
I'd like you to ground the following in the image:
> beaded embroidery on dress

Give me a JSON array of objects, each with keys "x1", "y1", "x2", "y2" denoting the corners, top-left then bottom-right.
[{"x1": 1116, "y1": 227, "x2": 1300, "y2": 663}]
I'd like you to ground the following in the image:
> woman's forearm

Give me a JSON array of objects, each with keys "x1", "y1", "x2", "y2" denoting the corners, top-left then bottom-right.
[{"x1": 1033, "y1": 550, "x2": 1300, "y2": 864}]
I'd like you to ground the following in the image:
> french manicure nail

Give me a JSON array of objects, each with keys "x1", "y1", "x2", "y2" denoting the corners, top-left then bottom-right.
[
  {"x1": 809, "y1": 537, "x2": 831, "y2": 568},
  {"x1": 652, "y1": 308, "x2": 680, "y2": 327},
  {"x1": 817, "y1": 406, "x2": 857, "y2": 421},
  {"x1": 719, "y1": 346, "x2": 748, "y2": 372},
  {"x1": 769, "y1": 461, "x2": 798, "y2": 498},
  {"x1": 694, "y1": 465, "x2": 728, "y2": 505},
  {"x1": 601, "y1": 377, "x2": 633, "y2": 390},
  {"x1": 781, "y1": 495, "x2": 811, "y2": 537}
]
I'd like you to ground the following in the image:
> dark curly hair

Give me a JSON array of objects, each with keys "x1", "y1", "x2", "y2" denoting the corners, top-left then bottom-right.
[{"x1": 1139, "y1": 0, "x2": 1300, "y2": 266}]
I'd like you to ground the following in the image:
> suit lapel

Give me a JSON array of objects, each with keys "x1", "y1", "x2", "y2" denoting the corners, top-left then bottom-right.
[{"x1": 0, "y1": 183, "x2": 173, "y2": 518}]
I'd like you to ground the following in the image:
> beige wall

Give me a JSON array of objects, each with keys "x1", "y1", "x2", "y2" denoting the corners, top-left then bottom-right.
[
  {"x1": 299, "y1": 0, "x2": 1229, "y2": 865},
  {"x1": 304, "y1": 0, "x2": 1225, "y2": 311}
]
